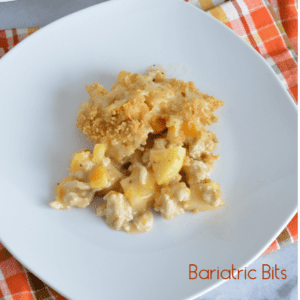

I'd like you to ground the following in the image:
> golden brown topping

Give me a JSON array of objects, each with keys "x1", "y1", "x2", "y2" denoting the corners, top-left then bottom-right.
[{"x1": 77, "y1": 69, "x2": 223, "y2": 164}]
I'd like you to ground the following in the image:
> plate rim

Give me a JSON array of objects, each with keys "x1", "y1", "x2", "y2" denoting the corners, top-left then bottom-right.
[{"x1": 0, "y1": 0, "x2": 297, "y2": 299}]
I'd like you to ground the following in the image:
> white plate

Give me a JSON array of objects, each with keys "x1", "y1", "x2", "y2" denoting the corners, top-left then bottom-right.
[{"x1": 0, "y1": 0, "x2": 297, "y2": 299}]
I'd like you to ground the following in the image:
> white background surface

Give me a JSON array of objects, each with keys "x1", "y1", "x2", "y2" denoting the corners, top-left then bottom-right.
[{"x1": 0, "y1": 1, "x2": 297, "y2": 299}]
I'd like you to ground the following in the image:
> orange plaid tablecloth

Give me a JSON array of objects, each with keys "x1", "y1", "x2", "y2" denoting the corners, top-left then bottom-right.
[{"x1": 0, "y1": 0, "x2": 298, "y2": 299}]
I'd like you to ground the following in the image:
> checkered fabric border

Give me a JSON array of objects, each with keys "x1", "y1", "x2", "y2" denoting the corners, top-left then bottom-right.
[
  {"x1": 262, "y1": 212, "x2": 298, "y2": 255},
  {"x1": 0, "y1": 27, "x2": 39, "y2": 57},
  {"x1": 188, "y1": 0, "x2": 298, "y2": 103},
  {"x1": 0, "y1": 243, "x2": 66, "y2": 300},
  {"x1": 269, "y1": 0, "x2": 298, "y2": 54},
  {"x1": 0, "y1": 0, "x2": 298, "y2": 299}
]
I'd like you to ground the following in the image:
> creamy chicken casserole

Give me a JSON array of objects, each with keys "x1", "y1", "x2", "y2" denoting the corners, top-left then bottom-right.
[{"x1": 50, "y1": 67, "x2": 224, "y2": 233}]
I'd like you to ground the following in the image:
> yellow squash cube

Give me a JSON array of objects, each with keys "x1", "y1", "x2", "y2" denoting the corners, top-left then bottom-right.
[
  {"x1": 182, "y1": 121, "x2": 198, "y2": 137},
  {"x1": 92, "y1": 144, "x2": 107, "y2": 163},
  {"x1": 149, "y1": 146, "x2": 186, "y2": 185},
  {"x1": 150, "y1": 118, "x2": 166, "y2": 134},
  {"x1": 70, "y1": 150, "x2": 91, "y2": 173},
  {"x1": 90, "y1": 166, "x2": 109, "y2": 189}
]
